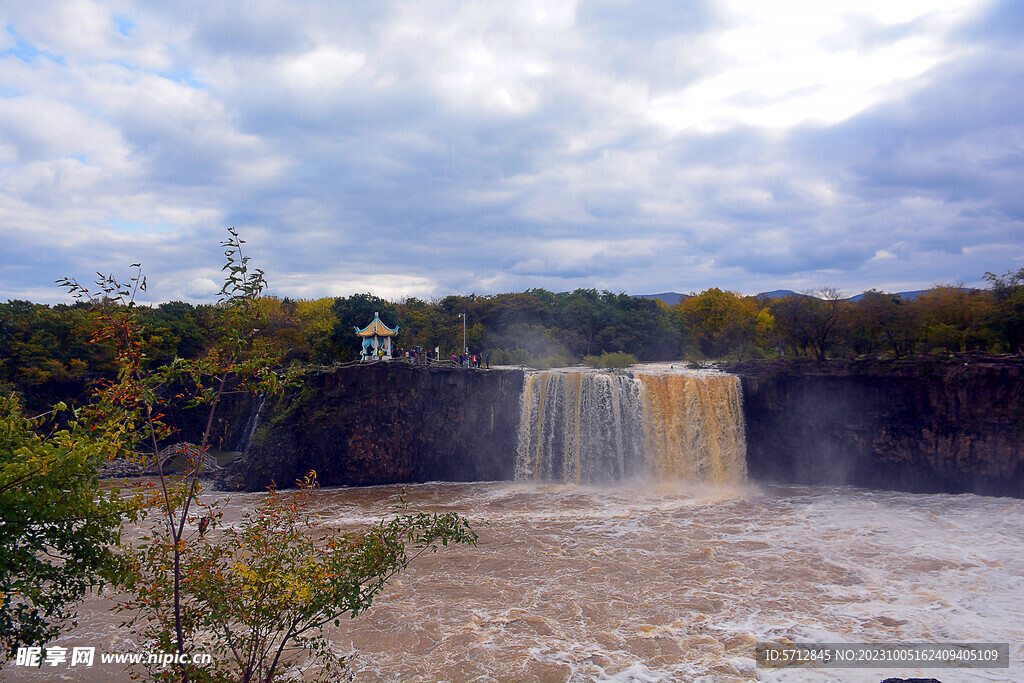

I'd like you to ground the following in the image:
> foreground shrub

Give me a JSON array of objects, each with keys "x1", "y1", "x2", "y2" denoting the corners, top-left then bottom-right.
[
  {"x1": 59, "y1": 229, "x2": 479, "y2": 682},
  {"x1": 0, "y1": 396, "x2": 128, "y2": 662},
  {"x1": 122, "y1": 472, "x2": 476, "y2": 681}
]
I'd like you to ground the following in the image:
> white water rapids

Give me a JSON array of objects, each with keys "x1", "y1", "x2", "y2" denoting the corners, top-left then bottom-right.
[
  {"x1": 314, "y1": 482, "x2": 1024, "y2": 682},
  {"x1": 11, "y1": 482, "x2": 1022, "y2": 682}
]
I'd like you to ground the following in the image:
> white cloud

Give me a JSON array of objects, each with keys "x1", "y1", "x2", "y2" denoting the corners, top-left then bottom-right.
[
  {"x1": 270, "y1": 272, "x2": 440, "y2": 301},
  {"x1": 650, "y1": 0, "x2": 985, "y2": 132},
  {"x1": 279, "y1": 47, "x2": 367, "y2": 91},
  {"x1": 185, "y1": 277, "x2": 218, "y2": 298}
]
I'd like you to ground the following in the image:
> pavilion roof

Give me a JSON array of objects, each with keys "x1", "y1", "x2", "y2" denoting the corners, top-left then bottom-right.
[{"x1": 354, "y1": 312, "x2": 399, "y2": 337}]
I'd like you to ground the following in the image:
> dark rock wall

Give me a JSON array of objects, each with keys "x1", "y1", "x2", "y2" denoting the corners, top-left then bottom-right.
[
  {"x1": 226, "y1": 364, "x2": 524, "y2": 491},
  {"x1": 732, "y1": 359, "x2": 1024, "y2": 497}
]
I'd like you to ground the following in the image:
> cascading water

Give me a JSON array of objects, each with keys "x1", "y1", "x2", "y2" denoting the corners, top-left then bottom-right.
[
  {"x1": 515, "y1": 367, "x2": 746, "y2": 484},
  {"x1": 237, "y1": 394, "x2": 266, "y2": 453},
  {"x1": 514, "y1": 371, "x2": 644, "y2": 483}
]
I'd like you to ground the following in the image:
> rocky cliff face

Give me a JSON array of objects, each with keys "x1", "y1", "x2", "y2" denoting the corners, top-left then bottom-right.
[
  {"x1": 224, "y1": 358, "x2": 1024, "y2": 498},
  {"x1": 224, "y1": 364, "x2": 524, "y2": 491},
  {"x1": 730, "y1": 358, "x2": 1024, "y2": 497}
]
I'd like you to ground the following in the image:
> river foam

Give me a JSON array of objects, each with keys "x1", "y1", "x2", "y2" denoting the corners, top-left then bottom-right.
[{"x1": 320, "y1": 482, "x2": 1024, "y2": 682}]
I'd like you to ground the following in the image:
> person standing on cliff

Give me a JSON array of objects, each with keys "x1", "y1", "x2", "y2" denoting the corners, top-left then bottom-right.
[{"x1": 485, "y1": 352, "x2": 490, "y2": 369}]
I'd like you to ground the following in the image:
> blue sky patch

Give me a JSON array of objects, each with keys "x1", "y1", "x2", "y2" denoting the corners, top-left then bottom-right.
[
  {"x1": 2, "y1": 25, "x2": 64, "y2": 64},
  {"x1": 112, "y1": 14, "x2": 135, "y2": 37}
]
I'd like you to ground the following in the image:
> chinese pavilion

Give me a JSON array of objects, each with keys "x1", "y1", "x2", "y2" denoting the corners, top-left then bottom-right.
[{"x1": 354, "y1": 312, "x2": 399, "y2": 361}]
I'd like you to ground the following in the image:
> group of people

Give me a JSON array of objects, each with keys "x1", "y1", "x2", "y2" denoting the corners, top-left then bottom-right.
[
  {"x1": 451, "y1": 352, "x2": 489, "y2": 369},
  {"x1": 396, "y1": 348, "x2": 434, "y2": 364},
  {"x1": 392, "y1": 348, "x2": 489, "y2": 368}
]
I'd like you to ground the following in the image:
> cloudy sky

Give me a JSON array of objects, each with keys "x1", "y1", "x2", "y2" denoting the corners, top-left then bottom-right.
[{"x1": 2, "y1": 0, "x2": 1022, "y2": 304}]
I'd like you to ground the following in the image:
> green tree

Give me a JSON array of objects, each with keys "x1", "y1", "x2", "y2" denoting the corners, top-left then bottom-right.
[
  {"x1": 984, "y1": 268, "x2": 1024, "y2": 353},
  {"x1": 257, "y1": 296, "x2": 307, "y2": 361},
  {"x1": 393, "y1": 297, "x2": 447, "y2": 356},
  {"x1": 0, "y1": 301, "x2": 112, "y2": 411},
  {"x1": 855, "y1": 290, "x2": 919, "y2": 359},
  {"x1": 755, "y1": 308, "x2": 777, "y2": 356},
  {"x1": 771, "y1": 288, "x2": 845, "y2": 361},
  {"x1": 0, "y1": 395, "x2": 128, "y2": 662},
  {"x1": 149, "y1": 301, "x2": 207, "y2": 361},
  {"x1": 327, "y1": 294, "x2": 400, "y2": 361},
  {"x1": 591, "y1": 292, "x2": 677, "y2": 360},
  {"x1": 915, "y1": 285, "x2": 988, "y2": 352},
  {"x1": 554, "y1": 289, "x2": 603, "y2": 357},
  {"x1": 293, "y1": 297, "x2": 337, "y2": 362},
  {"x1": 675, "y1": 289, "x2": 762, "y2": 360}
]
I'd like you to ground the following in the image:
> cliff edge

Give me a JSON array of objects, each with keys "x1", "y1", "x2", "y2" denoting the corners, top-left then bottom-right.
[{"x1": 222, "y1": 363, "x2": 525, "y2": 491}]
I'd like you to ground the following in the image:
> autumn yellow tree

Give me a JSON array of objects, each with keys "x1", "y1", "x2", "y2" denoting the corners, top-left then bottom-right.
[{"x1": 676, "y1": 288, "x2": 765, "y2": 360}]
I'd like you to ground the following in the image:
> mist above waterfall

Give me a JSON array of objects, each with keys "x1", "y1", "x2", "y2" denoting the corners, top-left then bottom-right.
[{"x1": 515, "y1": 367, "x2": 747, "y2": 485}]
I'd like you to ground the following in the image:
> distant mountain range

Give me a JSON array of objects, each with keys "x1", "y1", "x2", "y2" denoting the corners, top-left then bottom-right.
[
  {"x1": 636, "y1": 289, "x2": 930, "y2": 305},
  {"x1": 846, "y1": 290, "x2": 926, "y2": 302},
  {"x1": 635, "y1": 292, "x2": 689, "y2": 306}
]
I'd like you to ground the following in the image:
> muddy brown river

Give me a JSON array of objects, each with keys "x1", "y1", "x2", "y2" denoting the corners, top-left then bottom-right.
[{"x1": 7, "y1": 480, "x2": 1022, "y2": 682}]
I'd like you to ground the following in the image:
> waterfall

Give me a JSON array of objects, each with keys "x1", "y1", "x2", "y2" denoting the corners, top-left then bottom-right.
[
  {"x1": 637, "y1": 372, "x2": 746, "y2": 483},
  {"x1": 238, "y1": 394, "x2": 266, "y2": 453},
  {"x1": 515, "y1": 369, "x2": 746, "y2": 484}
]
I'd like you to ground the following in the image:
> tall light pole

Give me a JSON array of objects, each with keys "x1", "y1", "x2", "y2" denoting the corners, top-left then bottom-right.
[{"x1": 460, "y1": 312, "x2": 467, "y2": 354}]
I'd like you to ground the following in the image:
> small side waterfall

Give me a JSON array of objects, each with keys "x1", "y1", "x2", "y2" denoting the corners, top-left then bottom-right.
[
  {"x1": 237, "y1": 394, "x2": 266, "y2": 453},
  {"x1": 515, "y1": 369, "x2": 746, "y2": 484}
]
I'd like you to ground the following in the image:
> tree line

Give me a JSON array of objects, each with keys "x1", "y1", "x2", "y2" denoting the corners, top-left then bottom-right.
[{"x1": 3, "y1": 269, "x2": 1023, "y2": 409}]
